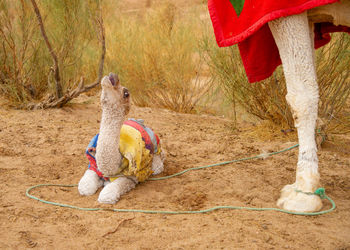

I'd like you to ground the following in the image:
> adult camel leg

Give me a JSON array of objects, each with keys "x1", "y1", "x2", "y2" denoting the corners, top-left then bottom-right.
[{"x1": 268, "y1": 12, "x2": 322, "y2": 212}]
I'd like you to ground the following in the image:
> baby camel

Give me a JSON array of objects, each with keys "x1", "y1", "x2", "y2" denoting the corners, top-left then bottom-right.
[{"x1": 78, "y1": 73, "x2": 165, "y2": 204}]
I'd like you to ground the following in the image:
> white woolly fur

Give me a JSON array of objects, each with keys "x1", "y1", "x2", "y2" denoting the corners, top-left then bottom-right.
[
  {"x1": 267, "y1": 0, "x2": 349, "y2": 212},
  {"x1": 78, "y1": 73, "x2": 164, "y2": 204}
]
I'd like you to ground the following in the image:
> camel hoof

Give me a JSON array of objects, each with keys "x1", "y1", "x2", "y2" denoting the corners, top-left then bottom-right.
[{"x1": 277, "y1": 184, "x2": 323, "y2": 212}]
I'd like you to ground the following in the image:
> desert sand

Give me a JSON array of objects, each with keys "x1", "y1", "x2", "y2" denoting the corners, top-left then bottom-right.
[{"x1": 0, "y1": 94, "x2": 349, "y2": 249}]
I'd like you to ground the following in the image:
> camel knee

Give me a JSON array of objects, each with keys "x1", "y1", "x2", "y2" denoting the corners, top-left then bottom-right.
[
  {"x1": 286, "y1": 86, "x2": 319, "y2": 127},
  {"x1": 269, "y1": 12, "x2": 319, "y2": 127},
  {"x1": 78, "y1": 169, "x2": 103, "y2": 196},
  {"x1": 98, "y1": 177, "x2": 137, "y2": 204}
]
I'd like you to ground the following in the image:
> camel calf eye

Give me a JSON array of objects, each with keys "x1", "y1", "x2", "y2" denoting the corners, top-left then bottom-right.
[{"x1": 123, "y1": 88, "x2": 130, "y2": 98}]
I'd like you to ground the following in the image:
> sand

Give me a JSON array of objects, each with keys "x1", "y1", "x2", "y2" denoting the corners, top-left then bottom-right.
[{"x1": 0, "y1": 95, "x2": 349, "y2": 249}]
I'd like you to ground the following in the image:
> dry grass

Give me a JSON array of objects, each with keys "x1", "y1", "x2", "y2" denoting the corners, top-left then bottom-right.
[
  {"x1": 202, "y1": 39, "x2": 293, "y2": 127},
  {"x1": 0, "y1": 0, "x2": 99, "y2": 107},
  {"x1": 204, "y1": 32, "x2": 350, "y2": 133},
  {"x1": 0, "y1": 0, "x2": 49, "y2": 105},
  {"x1": 0, "y1": 0, "x2": 211, "y2": 113},
  {"x1": 105, "y1": 2, "x2": 211, "y2": 113},
  {"x1": 242, "y1": 120, "x2": 298, "y2": 143},
  {"x1": 317, "y1": 33, "x2": 350, "y2": 134}
]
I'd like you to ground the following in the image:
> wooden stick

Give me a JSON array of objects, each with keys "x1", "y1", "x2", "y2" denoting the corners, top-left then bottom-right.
[
  {"x1": 29, "y1": 0, "x2": 63, "y2": 99},
  {"x1": 102, "y1": 214, "x2": 136, "y2": 237}
]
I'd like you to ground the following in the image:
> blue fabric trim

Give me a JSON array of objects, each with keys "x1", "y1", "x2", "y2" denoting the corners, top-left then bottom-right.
[
  {"x1": 86, "y1": 133, "x2": 99, "y2": 159},
  {"x1": 144, "y1": 127, "x2": 158, "y2": 153},
  {"x1": 86, "y1": 134, "x2": 99, "y2": 170}
]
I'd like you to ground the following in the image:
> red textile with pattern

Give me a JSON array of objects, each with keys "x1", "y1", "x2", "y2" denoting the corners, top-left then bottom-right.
[
  {"x1": 86, "y1": 148, "x2": 109, "y2": 181},
  {"x1": 208, "y1": 0, "x2": 350, "y2": 82}
]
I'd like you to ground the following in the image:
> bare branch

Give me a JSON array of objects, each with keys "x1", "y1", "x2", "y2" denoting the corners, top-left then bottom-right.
[
  {"x1": 102, "y1": 214, "x2": 135, "y2": 237},
  {"x1": 29, "y1": 0, "x2": 63, "y2": 98},
  {"x1": 27, "y1": 4, "x2": 106, "y2": 110},
  {"x1": 86, "y1": 4, "x2": 106, "y2": 91}
]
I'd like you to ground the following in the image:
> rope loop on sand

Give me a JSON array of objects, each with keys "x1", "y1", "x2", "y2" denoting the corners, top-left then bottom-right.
[{"x1": 25, "y1": 143, "x2": 336, "y2": 216}]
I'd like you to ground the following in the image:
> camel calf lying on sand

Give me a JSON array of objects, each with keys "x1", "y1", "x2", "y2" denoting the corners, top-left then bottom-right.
[{"x1": 78, "y1": 73, "x2": 165, "y2": 204}]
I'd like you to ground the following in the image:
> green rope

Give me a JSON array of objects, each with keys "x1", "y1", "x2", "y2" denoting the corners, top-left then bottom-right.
[
  {"x1": 25, "y1": 143, "x2": 336, "y2": 216},
  {"x1": 149, "y1": 144, "x2": 299, "y2": 180}
]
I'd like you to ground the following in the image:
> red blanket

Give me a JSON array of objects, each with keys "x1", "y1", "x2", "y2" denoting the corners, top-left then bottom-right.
[{"x1": 208, "y1": 0, "x2": 350, "y2": 82}]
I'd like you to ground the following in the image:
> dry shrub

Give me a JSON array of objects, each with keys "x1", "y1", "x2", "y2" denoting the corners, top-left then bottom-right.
[
  {"x1": 0, "y1": 0, "x2": 49, "y2": 105},
  {"x1": 242, "y1": 120, "x2": 298, "y2": 143},
  {"x1": 105, "y1": 2, "x2": 212, "y2": 113},
  {"x1": 0, "y1": 0, "x2": 99, "y2": 107},
  {"x1": 202, "y1": 39, "x2": 292, "y2": 127},
  {"x1": 204, "y1": 33, "x2": 350, "y2": 133},
  {"x1": 1, "y1": 0, "x2": 211, "y2": 112},
  {"x1": 317, "y1": 33, "x2": 350, "y2": 134}
]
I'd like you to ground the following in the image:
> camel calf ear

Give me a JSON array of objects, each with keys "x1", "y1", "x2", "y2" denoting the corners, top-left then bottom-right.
[
  {"x1": 108, "y1": 72, "x2": 120, "y2": 86},
  {"x1": 115, "y1": 74, "x2": 120, "y2": 85}
]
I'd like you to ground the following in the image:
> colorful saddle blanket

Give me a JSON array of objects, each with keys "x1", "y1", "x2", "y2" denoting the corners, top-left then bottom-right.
[
  {"x1": 86, "y1": 119, "x2": 161, "y2": 182},
  {"x1": 208, "y1": 0, "x2": 350, "y2": 82}
]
